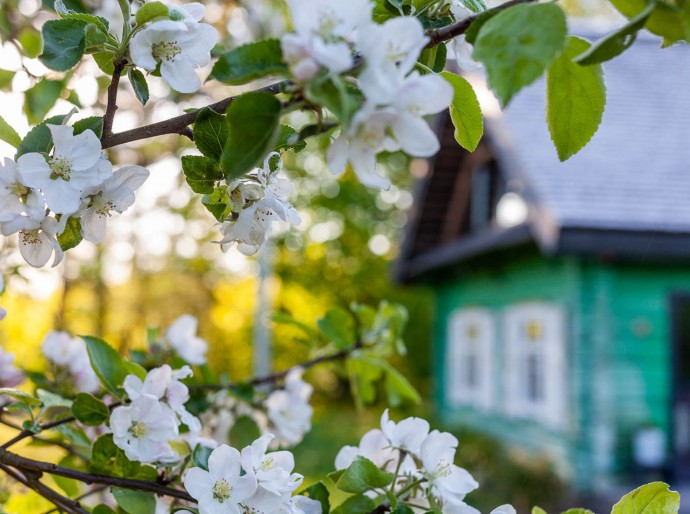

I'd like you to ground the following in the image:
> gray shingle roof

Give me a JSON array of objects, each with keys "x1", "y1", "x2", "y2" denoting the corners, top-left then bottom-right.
[{"x1": 493, "y1": 34, "x2": 690, "y2": 233}]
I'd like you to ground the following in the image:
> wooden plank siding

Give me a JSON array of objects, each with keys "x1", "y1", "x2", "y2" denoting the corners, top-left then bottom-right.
[{"x1": 430, "y1": 249, "x2": 690, "y2": 490}]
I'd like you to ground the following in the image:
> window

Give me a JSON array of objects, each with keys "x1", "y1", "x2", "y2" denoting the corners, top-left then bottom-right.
[
  {"x1": 446, "y1": 308, "x2": 494, "y2": 410},
  {"x1": 504, "y1": 303, "x2": 567, "y2": 429}
]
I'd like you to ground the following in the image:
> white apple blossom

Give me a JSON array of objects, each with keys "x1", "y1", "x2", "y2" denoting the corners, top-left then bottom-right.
[
  {"x1": 419, "y1": 430, "x2": 479, "y2": 511},
  {"x1": 184, "y1": 444, "x2": 258, "y2": 514},
  {"x1": 42, "y1": 331, "x2": 100, "y2": 393},
  {"x1": 165, "y1": 314, "x2": 208, "y2": 365},
  {"x1": 287, "y1": 496, "x2": 323, "y2": 514},
  {"x1": 453, "y1": 35, "x2": 483, "y2": 72},
  {"x1": 265, "y1": 368, "x2": 313, "y2": 446},
  {"x1": 335, "y1": 429, "x2": 396, "y2": 470},
  {"x1": 130, "y1": 3, "x2": 218, "y2": 93},
  {"x1": 17, "y1": 125, "x2": 111, "y2": 215},
  {"x1": 0, "y1": 346, "x2": 25, "y2": 387},
  {"x1": 281, "y1": 0, "x2": 373, "y2": 81},
  {"x1": 0, "y1": 158, "x2": 31, "y2": 223},
  {"x1": 217, "y1": 154, "x2": 300, "y2": 256},
  {"x1": 123, "y1": 364, "x2": 201, "y2": 432},
  {"x1": 1, "y1": 191, "x2": 64, "y2": 268},
  {"x1": 79, "y1": 165, "x2": 150, "y2": 243},
  {"x1": 241, "y1": 434, "x2": 303, "y2": 498},
  {"x1": 326, "y1": 106, "x2": 396, "y2": 190},
  {"x1": 356, "y1": 17, "x2": 429, "y2": 103},
  {"x1": 110, "y1": 393, "x2": 180, "y2": 463},
  {"x1": 380, "y1": 409, "x2": 430, "y2": 456}
]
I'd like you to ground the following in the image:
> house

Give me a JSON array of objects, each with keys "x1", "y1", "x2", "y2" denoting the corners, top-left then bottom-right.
[{"x1": 396, "y1": 34, "x2": 690, "y2": 491}]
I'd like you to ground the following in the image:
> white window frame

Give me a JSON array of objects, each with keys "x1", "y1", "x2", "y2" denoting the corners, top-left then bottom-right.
[
  {"x1": 504, "y1": 302, "x2": 567, "y2": 430},
  {"x1": 446, "y1": 308, "x2": 494, "y2": 411}
]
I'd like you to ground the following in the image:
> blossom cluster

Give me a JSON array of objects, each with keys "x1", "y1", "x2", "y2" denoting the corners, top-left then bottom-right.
[
  {"x1": 0, "y1": 125, "x2": 149, "y2": 267},
  {"x1": 216, "y1": 153, "x2": 301, "y2": 256},
  {"x1": 184, "y1": 436, "x2": 321, "y2": 514},
  {"x1": 280, "y1": 1, "x2": 456, "y2": 190},
  {"x1": 201, "y1": 367, "x2": 314, "y2": 449},
  {"x1": 111, "y1": 364, "x2": 203, "y2": 463},
  {"x1": 335, "y1": 410, "x2": 512, "y2": 514},
  {"x1": 42, "y1": 330, "x2": 100, "y2": 394},
  {"x1": 130, "y1": 2, "x2": 218, "y2": 93}
]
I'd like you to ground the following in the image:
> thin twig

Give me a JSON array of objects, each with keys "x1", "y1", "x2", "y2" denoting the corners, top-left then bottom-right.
[
  {"x1": 0, "y1": 417, "x2": 79, "y2": 454},
  {"x1": 425, "y1": 0, "x2": 537, "y2": 48},
  {"x1": 0, "y1": 463, "x2": 89, "y2": 514},
  {"x1": 191, "y1": 341, "x2": 364, "y2": 392},
  {"x1": 102, "y1": 58, "x2": 127, "y2": 139},
  {"x1": 100, "y1": 0, "x2": 534, "y2": 150},
  {"x1": 0, "y1": 448, "x2": 194, "y2": 502}
]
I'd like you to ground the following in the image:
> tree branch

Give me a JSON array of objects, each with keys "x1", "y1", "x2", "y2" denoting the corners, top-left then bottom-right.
[
  {"x1": 192, "y1": 341, "x2": 364, "y2": 392},
  {"x1": 100, "y1": 80, "x2": 285, "y2": 149},
  {"x1": 100, "y1": 0, "x2": 535, "y2": 150},
  {"x1": 102, "y1": 58, "x2": 127, "y2": 139},
  {"x1": 0, "y1": 463, "x2": 90, "y2": 514},
  {"x1": 424, "y1": 0, "x2": 537, "y2": 48},
  {"x1": 1, "y1": 402, "x2": 120, "y2": 450},
  {"x1": 0, "y1": 448, "x2": 195, "y2": 502}
]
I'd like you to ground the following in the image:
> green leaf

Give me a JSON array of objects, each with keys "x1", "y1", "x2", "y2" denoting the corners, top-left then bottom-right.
[
  {"x1": 93, "y1": 506, "x2": 118, "y2": 514},
  {"x1": 561, "y1": 510, "x2": 593, "y2": 514},
  {"x1": 93, "y1": 51, "x2": 115, "y2": 74},
  {"x1": 72, "y1": 393, "x2": 109, "y2": 426},
  {"x1": 54, "y1": 0, "x2": 109, "y2": 33},
  {"x1": 533, "y1": 507, "x2": 548, "y2": 514},
  {"x1": 441, "y1": 72, "x2": 483, "y2": 152},
  {"x1": 458, "y1": 0, "x2": 487, "y2": 13},
  {"x1": 18, "y1": 28, "x2": 42, "y2": 58},
  {"x1": 306, "y1": 75, "x2": 360, "y2": 125},
  {"x1": 53, "y1": 455, "x2": 82, "y2": 497},
  {"x1": 192, "y1": 444, "x2": 213, "y2": 471},
  {"x1": 274, "y1": 125, "x2": 307, "y2": 153},
  {"x1": 182, "y1": 155, "x2": 224, "y2": 194},
  {"x1": 82, "y1": 336, "x2": 146, "y2": 395},
  {"x1": 332, "y1": 494, "x2": 376, "y2": 514},
  {"x1": 384, "y1": 364, "x2": 422, "y2": 407},
  {"x1": 573, "y1": 3, "x2": 654, "y2": 66},
  {"x1": 135, "y1": 1, "x2": 168, "y2": 25},
  {"x1": 73, "y1": 116, "x2": 104, "y2": 137},
  {"x1": 201, "y1": 187, "x2": 230, "y2": 221},
  {"x1": 546, "y1": 36, "x2": 606, "y2": 161},
  {"x1": 317, "y1": 307, "x2": 356, "y2": 350},
  {"x1": 56, "y1": 423, "x2": 92, "y2": 448},
  {"x1": 465, "y1": 10, "x2": 499, "y2": 45},
  {"x1": 419, "y1": 43, "x2": 447, "y2": 74},
  {"x1": 0, "y1": 388, "x2": 41, "y2": 406},
  {"x1": 336, "y1": 456, "x2": 394, "y2": 494},
  {"x1": 473, "y1": 3, "x2": 567, "y2": 107},
  {"x1": 128, "y1": 69, "x2": 149, "y2": 106},
  {"x1": 193, "y1": 107, "x2": 229, "y2": 160},
  {"x1": 40, "y1": 19, "x2": 87, "y2": 72},
  {"x1": 16, "y1": 114, "x2": 71, "y2": 157},
  {"x1": 611, "y1": 482, "x2": 680, "y2": 514},
  {"x1": 90, "y1": 434, "x2": 159, "y2": 480},
  {"x1": 221, "y1": 91, "x2": 282, "y2": 180},
  {"x1": 112, "y1": 487, "x2": 156, "y2": 514},
  {"x1": 301, "y1": 482, "x2": 330, "y2": 514},
  {"x1": 347, "y1": 357, "x2": 384, "y2": 406},
  {"x1": 57, "y1": 217, "x2": 83, "y2": 251},
  {"x1": 608, "y1": 0, "x2": 685, "y2": 43},
  {"x1": 0, "y1": 115, "x2": 21, "y2": 148},
  {"x1": 211, "y1": 38, "x2": 288, "y2": 85},
  {"x1": 24, "y1": 79, "x2": 66, "y2": 125},
  {"x1": 36, "y1": 388, "x2": 73, "y2": 409},
  {"x1": 392, "y1": 506, "x2": 416, "y2": 514},
  {"x1": 0, "y1": 69, "x2": 13, "y2": 91}
]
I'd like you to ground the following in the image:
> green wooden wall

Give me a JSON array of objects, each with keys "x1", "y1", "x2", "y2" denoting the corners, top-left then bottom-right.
[{"x1": 427, "y1": 244, "x2": 690, "y2": 490}]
